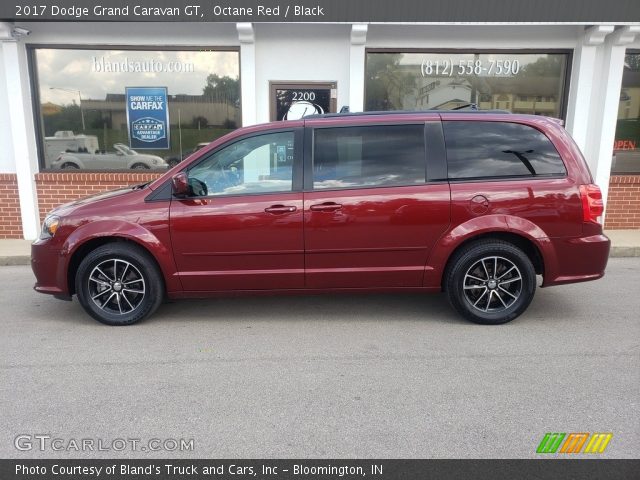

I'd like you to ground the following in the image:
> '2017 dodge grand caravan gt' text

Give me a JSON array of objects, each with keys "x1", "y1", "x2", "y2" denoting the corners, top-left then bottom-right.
[{"x1": 32, "y1": 111, "x2": 610, "y2": 325}]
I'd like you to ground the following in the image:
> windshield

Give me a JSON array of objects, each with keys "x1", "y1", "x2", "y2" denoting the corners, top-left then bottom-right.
[{"x1": 114, "y1": 144, "x2": 137, "y2": 155}]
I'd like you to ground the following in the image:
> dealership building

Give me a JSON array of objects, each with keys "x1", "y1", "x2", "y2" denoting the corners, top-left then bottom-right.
[{"x1": 0, "y1": 20, "x2": 639, "y2": 239}]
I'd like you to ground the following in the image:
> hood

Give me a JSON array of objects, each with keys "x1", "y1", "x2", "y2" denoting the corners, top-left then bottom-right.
[{"x1": 50, "y1": 186, "x2": 138, "y2": 216}]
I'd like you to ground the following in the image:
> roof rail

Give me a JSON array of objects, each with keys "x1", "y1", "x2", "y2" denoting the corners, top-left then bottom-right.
[{"x1": 304, "y1": 108, "x2": 512, "y2": 119}]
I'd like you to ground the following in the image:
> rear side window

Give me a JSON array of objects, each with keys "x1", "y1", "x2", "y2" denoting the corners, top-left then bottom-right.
[
  {"x1": 312, "y1": 124, "x2": 425, "y2": 190},
  {"x1": 443, "y1": 121, "x2": 566, "y2": 180}
]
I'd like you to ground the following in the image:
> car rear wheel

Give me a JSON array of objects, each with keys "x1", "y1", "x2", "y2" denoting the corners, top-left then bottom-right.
[
  {"x1": 445, "y1": 240, "x2": 536, "y2": 325},
  {"x1": 75, "y1": 243, "x2": 164, "y2": 325},
  {"x1": 61, "y1": 162, "x2": 79, "y2": 169}
]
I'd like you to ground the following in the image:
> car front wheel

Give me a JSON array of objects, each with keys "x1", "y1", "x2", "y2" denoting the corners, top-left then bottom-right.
[
  {"x1": 445, "y1": 240, "x2": 536, "y2": 325},
  {"x1": 75, "y1": 243, "x2": 164, "y2": 325}
]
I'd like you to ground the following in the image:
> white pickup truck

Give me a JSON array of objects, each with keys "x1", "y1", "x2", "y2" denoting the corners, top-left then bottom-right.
[{"x1": 51, "y1": 143, "x2": 169, "y2": 170}]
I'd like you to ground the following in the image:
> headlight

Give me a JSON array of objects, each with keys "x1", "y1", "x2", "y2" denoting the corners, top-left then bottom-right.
[{"x1": 40, "y1": 215, "x2": 60, "y2": 239}]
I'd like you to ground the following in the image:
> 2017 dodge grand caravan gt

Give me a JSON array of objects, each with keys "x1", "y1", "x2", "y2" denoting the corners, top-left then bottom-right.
[{"x1": 32, "y1": 111, "x2": 610, "y2": 325}]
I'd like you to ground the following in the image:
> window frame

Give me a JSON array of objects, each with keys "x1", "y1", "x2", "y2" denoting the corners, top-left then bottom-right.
[
  {"x1": 26, "y1": 43, "x2": 241, "y2": 173},
  {"x1": 363, "y1": 48, "x2": 573, "y2": 121},
  {"x1": 303, "y1": 122, "x2": 429, "y2": 192}
]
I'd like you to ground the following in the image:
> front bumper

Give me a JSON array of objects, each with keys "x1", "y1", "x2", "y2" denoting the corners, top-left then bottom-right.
[{"x1": 31, "y1": 239, "x2": 69, "y2": 298}]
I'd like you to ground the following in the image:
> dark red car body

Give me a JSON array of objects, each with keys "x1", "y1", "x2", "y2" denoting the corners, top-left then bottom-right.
[{"x1": 32, "y1": 113, "x2": 610, "y2": 312}]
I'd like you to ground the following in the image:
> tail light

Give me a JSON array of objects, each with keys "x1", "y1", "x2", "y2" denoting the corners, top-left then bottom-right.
[{"x1": 579, "y1": 184, "x2": 604, "y2": 223}]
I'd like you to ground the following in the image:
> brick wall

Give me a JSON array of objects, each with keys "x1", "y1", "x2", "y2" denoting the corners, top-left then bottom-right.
[
  {"x1": 0, "y1": 174, "x2": 23, "y2": 239},
  {"x1": 2, "y1": 171, "x2": 639, "y2": 239},
  {"x1": 605, "y1": 175, "x2": 640, "y2": 230},
  {"x1": 35, "y1": 172, "x2": 163, "y2": 222}
]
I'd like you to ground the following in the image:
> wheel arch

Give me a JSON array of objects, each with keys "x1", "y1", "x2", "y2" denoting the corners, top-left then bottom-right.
[
  {"x1": 60, "y1": 157, "x2": 82, "y2": 169},
  {"x1": 61, "y1": 220, "x2": 178, "y2": 296},
  {"x1": 424, "y1": 214, "x2": 555, "y2": 290},
  {"x1": 440, "y1": 232, "x2": 545, "y2": 291},
  {"x1": 130, "y1": 162, "x2": 151, "y2": 170},
  {"x1": 67, "y1": 236, "x2": 168, "y2": 296}
]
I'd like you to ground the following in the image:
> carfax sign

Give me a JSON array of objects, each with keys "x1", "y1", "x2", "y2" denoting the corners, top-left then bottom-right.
[{"x1": 125, "y1": 86, "x2": 169, "y2": 149}]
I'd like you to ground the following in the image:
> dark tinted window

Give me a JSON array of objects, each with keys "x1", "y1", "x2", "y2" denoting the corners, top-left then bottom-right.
[
  {"x1": 443, "y1": 121, "x2": 566, "y2": 179},
  {"x1": 313, "y1": 125, "x2": 425, "y2": 190}
]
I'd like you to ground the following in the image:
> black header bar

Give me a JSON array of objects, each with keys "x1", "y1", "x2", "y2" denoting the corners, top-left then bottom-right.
[
  {"x1": 1, "y1": 459, "x2": 640, "y2": 480},
  {"x1": 1, "y1": 0, "x2": 639, "y2": 23}
]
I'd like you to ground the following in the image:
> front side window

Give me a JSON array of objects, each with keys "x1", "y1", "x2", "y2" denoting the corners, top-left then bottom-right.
[
  {"x1": 188, "y1": 132, "x2": 295, "y2": 196},
  {"x1": 312, "y1": 124, "x2": 425, "y2": 190},
  {"x1": 443, "y1": 121, "x2": 566, "y2": 179}
]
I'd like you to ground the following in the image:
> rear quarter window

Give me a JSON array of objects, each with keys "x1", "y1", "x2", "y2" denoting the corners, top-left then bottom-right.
[{"x1": 443, "y1": 121, "x2": 566, "y2": 180}]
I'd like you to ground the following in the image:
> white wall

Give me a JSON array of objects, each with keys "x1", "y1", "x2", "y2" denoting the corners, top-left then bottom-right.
[
  {"x1": 366, "y1": 24, "x2": 582, "y2": 49},
  {"x1": 0, "y1": 47, "x2": 16, "y2": 173},
  {"x1": 253, "y1": 24, "x2": 351, "y2": 124},
  {"x1": 17, "y1": 21, "x2": 239, "y2": 46}
]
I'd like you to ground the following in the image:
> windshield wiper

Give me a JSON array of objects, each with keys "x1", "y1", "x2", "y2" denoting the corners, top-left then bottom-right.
[{"x1": 132, "y1": 181, "x2": 151, "y2": 190}]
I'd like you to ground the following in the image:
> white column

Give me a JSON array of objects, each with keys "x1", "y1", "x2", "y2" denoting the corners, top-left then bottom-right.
[
  {"x1": 1, "y1": 23, "x2": 40, "y2": 240},
  {"x1": 237, "y1": 23, "x2": 256, "y2": 126},
  {"x1": 349, "y1": 24, "x2": 368, "y2": 112},
  {"x1": 584, "y1": 26, "x2": 639, "y2": 215},
  {"x1": 565, "y1": 26, "x2": 613, "y2": 153}
]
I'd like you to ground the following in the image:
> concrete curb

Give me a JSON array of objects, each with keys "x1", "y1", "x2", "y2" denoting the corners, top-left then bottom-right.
[
  {"x1": 609, "y1": 246, "x2": 640, "y2": 258},
  {"x1": 0, "y1": 256, "x2": 31, "y2": 266},
  {"x1": 1, "y1": 248, "x2": 638, "y2": 267}
]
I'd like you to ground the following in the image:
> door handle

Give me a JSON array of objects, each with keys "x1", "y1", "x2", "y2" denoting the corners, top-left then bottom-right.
[
  {"x1": 310, "y1": 202, "x2": 342, "y2": 212},
  {"x1": 264, "y1": 205, "x2": 297, "y2": 214}
]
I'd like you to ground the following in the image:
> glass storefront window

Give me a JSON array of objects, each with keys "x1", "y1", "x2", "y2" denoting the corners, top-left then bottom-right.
[
  {"x1": 365, "y1": 51, "x2": 570, "y2": 119},
  {"x1": 612, "y1": 52, "x2": 640, "y2": 174},
  {"x1": 32, "y1": 47, "x2": 240, "y2": 171}
]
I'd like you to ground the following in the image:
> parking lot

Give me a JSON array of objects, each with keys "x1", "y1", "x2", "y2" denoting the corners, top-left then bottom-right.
[{"x1": 1, "y1": 259, "x2": 639, "y2": 458}]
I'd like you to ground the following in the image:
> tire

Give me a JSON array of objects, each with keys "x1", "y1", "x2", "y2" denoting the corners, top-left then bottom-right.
[
  {"x1": 61, "y1": 162, "x2": 80, "y2": 169},
  {"x1": 168, "y1": 159, "x2": 180, "y2": 168},
  {"x1": 131, "y1": 163, "x2": 150, "y2": 170},
  {"x1": 75, "y1": 243, "x2": 164, "y2": 325},
  {"x1": 445, "y1": 240, "x2": 536, "y2": 325}
]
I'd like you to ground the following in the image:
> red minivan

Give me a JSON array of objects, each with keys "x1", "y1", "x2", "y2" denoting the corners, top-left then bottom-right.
[{"x1": 31, "y1": 111, "x2": 610, "y2": 325}]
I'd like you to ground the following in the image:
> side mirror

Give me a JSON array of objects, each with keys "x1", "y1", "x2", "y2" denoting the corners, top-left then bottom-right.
[{"x1": 171, "y1": 172, "x2": 190, "y2": 197}]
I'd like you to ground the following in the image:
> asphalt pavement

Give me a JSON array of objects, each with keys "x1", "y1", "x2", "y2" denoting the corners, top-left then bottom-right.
[{"x1": 0, "y1": 260, "x2": 638, "y2": 458}]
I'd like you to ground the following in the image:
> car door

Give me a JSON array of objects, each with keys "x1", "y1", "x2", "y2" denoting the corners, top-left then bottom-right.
[
  {"x1": 170, "y1": 127, "x2": 304, "y2": 291},
  {"x1": 303, "y1": 119, "x2": 451, "y2": 289}
]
